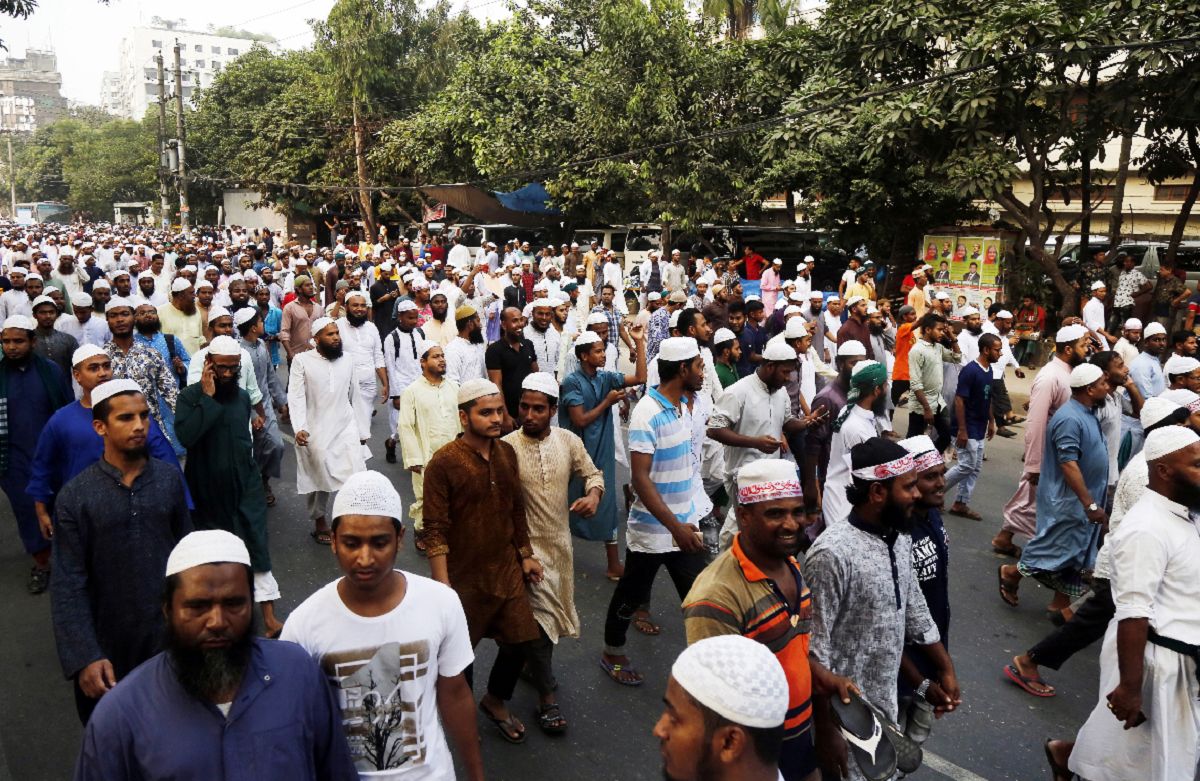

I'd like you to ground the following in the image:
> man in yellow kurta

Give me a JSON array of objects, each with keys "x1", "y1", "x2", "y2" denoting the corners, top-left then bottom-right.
[
  {"x1": 502, "y1": 371, "x2": 603, "y2": 735},
  {"x1": 397, "y1": 340, "x2": 461, "y2": 545}
]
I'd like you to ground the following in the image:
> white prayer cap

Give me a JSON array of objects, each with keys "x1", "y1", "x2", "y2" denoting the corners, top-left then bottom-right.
[
  {"x1": 671, "y1": 635, "x2": 789, "y2": 730},
  {"x1": 1090, "y1": 280, "x2": 1107, "y2": 291},
  {"x1": 30, "y1": 294, "x2": 57, "y2": 310},
  {"x1": 797, "y1": 262, "x2": 809, "y2": 271},
  {"x1": 995, "y1": 310, "x2": 1013, "y2": 319},
  {"x1": 866, "y1": 303, "x2": 879, "y2": 314},
  {"x1": 959, "y1": 306, "x2": 979, "y2": 317},
  {"x1": 762, "y1": 339, "x2": 796, "y2": 362},
  {"x1": 934, "y1": 291, "x2": 951, "y2": 301},
  {"x1": 207, "y1": 305, "x2": 231, "y2": 323},
  {"x1": 71, "y1": 291, "x2": 93, "y2": 308},
  {"x1": 458, "y1": 377, "x2": 501, "y2": 405},
  {"x1": 380, "y1": 261, "x2": 394, "y2": 271},
  {"x1": 170, "y1": 277, "x2": 192, "y2": 293},
  {"x1": 745, "y1": 294, "x2": 761, "y2": 303},
  {"x1": 736, "y1": 458, "x2": 802, "y2": 505},
  {"x1": 1069, "y1": 363, "x2": 1104, "y2": 388},
  {"x1": 1143, "y1": 426, "x2": 1200, "y2": 462},
  {"x1": 574, "y1": 331, "x2": 602, "y2": 349},
  {"x1": 25, "y1": 272, "x2": 43, "y2": 281},
  {"x1": 531, "y1": 297, "x2": 554, "y2": 310},
  {"x1": 1160, "y1": 388, "x2": 1200, "y2": 414},
  {"x1": 809, "y1": 291, "x2": 825, "y2": 300},
  {"x1": 91, "y1": 279, "x2": 111, "y2": 291},
  {"x1": 899, "y1": 433, "x2": 944, "y2": 471},
  {"x1": 804, "y1": 255, "x2": 815, "y2": 263},
  {"x1": 788, "y1": 292, "x2": 806, "y2": 304},
  {"x1": 845, "y1": 295, "x2": 865, "y2": 308},
  {"x1": 194, "y1": 279, "x2": 214, "y2": 290},
  {"x1": 1144, "y1": 322, "x2": 1167, "y2": 338},
  {"x1": 772, "y1": 258, "x2": 782, "y2": 265},
  {"x1": 783, "y1": 279, "x2": 796, "y2": 288},
  {"x1": 395, "y1": 299, "x2": 418, "y2": 313},
  {"x1": 1123, "y1": 318, "x2": 1143, "y2": 331},
  {"x1": 165, "y1": 530, "x2": 251, "y2": 577},
  {"x1": 1055, "y1": 324, "x2": 1088, "y2": 343},
  {"x1": 837, "y1": 340, "x2": 867, "y2": 357},
  {"x1": 207, "y1": 335, "x2": 242, "y2": 357},
  {"x1": 331, "y1": 470, "x2": 403, "y2": 522},
  {"x1": 586, "y1": 312, "x2": 609, "y2": 326},
  {"x1": 782, "y1": 318, "x2": 809, "y2": 340},
  {"x1": 658, "y1": 336, "x2": 700, "y2": 362},
  {"x1": 91, "y1": 378, "x2": 142, "y2": 406},
  {"x1": 647, "y1": 292, "x2": 662, "y2": 302},
  {"x1": 521, "y1": 371, "x2": 560, "y2": 400},
  {"x1": 72, "y1": 343, "x2": 106, "y2": 367},
  {"x1": 1140, "y1": 396, "x2": 1183, "y2": 428},
  {"x1": 783, "y1": 304, "x2": 803, "y2": 317},
  {"x1": 233, "y1": 307, "x2": 258, "y2": 327},
  {"x1": 851, "y1": 359, "x2": 882, "y2": 378},
  {"x1": 344, "y1": 289, "x2": 368, "y2": 303},
  {"x1": 1164, "y1": 355, "x2": 1200, "y2": 376},
  {"x1": 106, "y1": 297, "x2": 139, "y2": 314},
  {"x1": 1, "y1": 314, "x2": 34, "y2": 331},
  {"x1": 417, "y1": 339, "x2": 439, "y2": 358},
  {"x1": 7, "y1": 266, "x2": 26, "y2": 276},
  {"x1": 712, "y1": 327, "x2": 737, "y2": 346},
  {"x1": 669, "y1": 310, "x2": 682, "y2": 329},
  {"x1": 311, "y1": 316, "x2": 336, "y2": 337}
]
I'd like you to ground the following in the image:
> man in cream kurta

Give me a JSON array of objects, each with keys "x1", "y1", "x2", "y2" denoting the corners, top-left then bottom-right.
[
  {"x1": 397, "y1": 341, "x2": 461, "y2": 535},
  {"x1": 288, "y1": 317, "x2": 370, "y2": 541}
]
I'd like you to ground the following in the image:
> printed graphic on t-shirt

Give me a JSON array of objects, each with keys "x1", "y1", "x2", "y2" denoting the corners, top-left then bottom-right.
[
  {"x1": 912, "y1": 534, "x2": 940, "y2": 583},
  {"x1": 321, "y1": 641, "x2": 433, "y2": 772}
]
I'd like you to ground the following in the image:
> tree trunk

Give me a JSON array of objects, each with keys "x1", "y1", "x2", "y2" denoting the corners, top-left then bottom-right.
[
  {"x1": 1106, "y1": 130, "x2": 1133, "y2": 251},
  {"x1": 785, "y1": 189, "x2": 796, "y2": 224},
  {"x1": 352, "y1": 97, "x2": 377, "y2": 245},
  {"x1": 1164, "y1": 169, "x2": 1200, "y2": 266}
]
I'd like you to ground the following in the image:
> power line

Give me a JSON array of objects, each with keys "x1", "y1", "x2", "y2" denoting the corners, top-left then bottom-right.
[{"x1": 232, "y1": 0, "x2": 327, "y2": 28}]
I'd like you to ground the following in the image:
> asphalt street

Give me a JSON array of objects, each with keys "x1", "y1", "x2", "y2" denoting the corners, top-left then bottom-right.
[{"x1": 0, "y1": 369, "x2": 1105, "y2": 781}]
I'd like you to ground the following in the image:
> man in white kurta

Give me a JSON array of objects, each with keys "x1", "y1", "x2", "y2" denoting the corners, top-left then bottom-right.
[
  {"x1": 382, "y1": 300, "x2": 425, "y2": 463},
  {"x1": 288, "y1": 317, "x2": 370, "y2": 540},
  {"x1": 821, "y1": 360, "x2": 887, "y2": 528},
  {"x1": 397, "y1": 341, "x2": 460, "y2": 537},
  {"x1": 1070, "y1": 428, "x2": 1200, "y2": 781},
  {"x1": 442, "y1": 306, "x2": 487, "y2": 385},
  {"x1": 336, "y1": 291, "x2": 387, "y2": 459}
]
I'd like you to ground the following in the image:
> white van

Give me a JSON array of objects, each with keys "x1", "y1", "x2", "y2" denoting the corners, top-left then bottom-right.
[{"x1": 571, "y1": 226, "x2": 627, "y2": 266}]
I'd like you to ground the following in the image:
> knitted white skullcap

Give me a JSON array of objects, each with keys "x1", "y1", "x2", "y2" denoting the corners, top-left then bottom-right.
[
  {"x1": 837, "y1": 340, "x2": 867, "y2": 357},
  {"x1": 457, "y1": 377, "x2": 501, "y2": 405},
  {"x1": 91, "y1": 279, "x2": 111, "y2": 291},
  {"x1": 1160, "y1": 388, "x2": 1200, "y2": 414},
  {"x1": 233, "y1": 307, "x2": 258, "y2": 327},
  {"x1": 1056, "y1": 324, "x2": 1088, "y2": 343},
  {"x1": 959, "y1": 306, "x2": 979, "y2": 317},
  {"x1": 331, "y1": 471, "x2": 403, "y2": 522},
  {"x1": 395, "y1": 299, "x2": 418, "y2": 313},
  {"x1": 783, "y1": 318, "x2": 809, "y2": 339},
  {"x1": 671, "y1": 635, "x2": 789, "y2": 729},
  {"x1": 344, "y1": 289, "x2": 368, "y2": 303},
  {"x1": 531, "y1": 297, "x2": 554, "y2": 309},
  {"x1": 586, "y1": 312, "x2": 609, "y2": 326},
  {"x1": 995, "y1": 310, "x2": 1013, "y2": 319},
  {"x1": 30, "y1": 294, "x2": 56, "y2": 310},
  {"x1": 171, "y1": 277, "x2": 192, "y2": 293},
  {"x1": 71, "y1": 343, "x2": 106, "y2": 367},
  {"x1": 521, "y1": 371, "x2": 559, "y2": 400},
  {"x1": 712, "y1": 327, "x2": 736, "y2": 346},
  {"x1": 194, "y1": 279, "x2": 214, "y2": 290},
  {"x1": 658, "y1": 336, "x2": 699, "y2": 361},
  {"x1": 574, "y1": 331, "x2": 602, "y2": 348},
  {"x1": 104, "y1": 296, "x2": 135, "y2": 313},
  {"x1": 1124, "y1": 318, "x2": 1143, "y2": 331},
  {"x1": 207, "y1": 335, "x2": 242, "y2": 357},
  {"x1": 1143, "y1": 426, "x2": 1200, "y2": 462},
  {"x1": 418, "y1": 339, "x2": 440, "y2": 358},
  {"x1": 91, "y1": 378, "x2": 142, "y2": 406},
  {"x1": 845, "y1": 295, "x2": 865, "y2": 308},
  {"x1": 1069, "y1": 363, "x2": 1104, "y2": 388},
  {"x1": 1141, "y1": 396, "x2": 1183, "y2": 428},
  {"x1": 669, "y1": 309, "x2": 682, "y2": 329},
  {"x1": 165, "y1": 530, "x2": 250, "y2": 577},
  {"x1": 71, "y1": 291, "x2": 93, "y2": 308},
  {"x1": 1163, "y1": 355, "x2": 1200, "y2": 376},
  {"x1": 311, "y1": 316, "x2": 336, "y2": 337},
  {"x1": 1144, "y1": 322, "x2": 1167, "y2": 338},
  {"x1": 762, "y1": 339, "x2": 796, "y2": 362},
  {"x1": 1091, "y1": 280, "x2": 1107, "y2": 291},
  {"x1": 647, "y1": 292, "x2": 662, "y2": 302},
  {"x1": 207, "y1": 305, "x2": 231, "y2": 323},
  {"x1": 1, "y1": 314, "x2": 34, "y2": 331}
]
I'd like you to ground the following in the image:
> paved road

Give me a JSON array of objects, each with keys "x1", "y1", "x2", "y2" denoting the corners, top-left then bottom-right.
[{"x1": 0, "y1": 371, "x2": 1103, "y2": 780}]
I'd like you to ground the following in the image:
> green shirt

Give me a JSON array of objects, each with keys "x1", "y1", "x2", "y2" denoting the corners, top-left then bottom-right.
[
  {"x1": 907, "y1": 339, "x2": 960, "y2": 413},
  {"x1": 715, "y1": 361, "x2": 739, "y2": 389}
]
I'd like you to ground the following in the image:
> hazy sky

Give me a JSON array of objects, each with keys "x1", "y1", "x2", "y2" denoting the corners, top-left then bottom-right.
[{"x1": 2, "y1": 0, "x2": 503, "y2": 105}]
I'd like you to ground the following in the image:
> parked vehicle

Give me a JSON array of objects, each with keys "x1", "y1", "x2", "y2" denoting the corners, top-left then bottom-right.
[{"x1": 571, "y1": 226, "x2": 627, "y2": 266}]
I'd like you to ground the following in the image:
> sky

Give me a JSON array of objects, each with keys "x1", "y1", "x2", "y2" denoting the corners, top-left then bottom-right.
[{"x1": 1, "y1": 0, "x2": 502, "y2": 105}]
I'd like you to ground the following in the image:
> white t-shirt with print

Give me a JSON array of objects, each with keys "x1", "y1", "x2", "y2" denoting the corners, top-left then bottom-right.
[{"x1": 281, "y1": 572, "x2": 474, "y2": 779}]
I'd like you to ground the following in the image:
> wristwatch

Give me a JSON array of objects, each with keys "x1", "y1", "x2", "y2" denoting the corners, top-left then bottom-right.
[
  {"x1": 916, "y1": 679, "x2": 932, "y2": 698},
  {"x1": 1086, "y1": 502, "x2": 1100, "y2": 512}
]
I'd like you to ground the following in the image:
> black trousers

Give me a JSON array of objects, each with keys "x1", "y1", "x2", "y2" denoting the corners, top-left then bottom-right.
[
  {"x1": 525, "y1": 627, "x2": 557, "y2": 697},
  {"x1": 991, "y1": 378, "x2": 1013, "y2": 423},
  {"x1": 890, "y1": 379, "x2": 911, "y2": 409},
  {"x1": 907, "y1": 408, "x2": 952, "y2": 453},
  {"x1": 464, "y1": 640, "x2": 533, "y2": 702},
  {"x1": 1026, "y1": 579, "x2": 1114, "y2": 670},
  {"x1": 604, "y1": 549, "x2": 706, "y2": 652}
]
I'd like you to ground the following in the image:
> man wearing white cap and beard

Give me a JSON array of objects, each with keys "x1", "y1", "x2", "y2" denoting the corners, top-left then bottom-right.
[
  {"x1": 75, "y1": 530, "x2": 357, "y2": 780},
  {"x1": 1068, "y1": 426, "x2": 1200, "y2": 781},
  {"x1": 382, "y1": 299, "x2": 426, "y2": 463},
  {"x1": 337, "y1": 289, "x2": 389, "y2": 445},
  {"x1": 0, "y1": 314, "x2": 72, "y2": 594},
  {"x1": 50, "y1": 379, "x2": 192, "y2": 724},
  {"x1": 994, "y1": 322, "x2": 1090, "y2": 559},
  {"x1": 397, "y1": 340, "x2": 460, "y2": 549},
  {"x1": 56, "y1": 291, "x2": 111, "y2": 347},
  {"x1": 174, "y1": 335, "x2": 283, "y2": 637},
  {"x1": 104, "y1": 296, "x2": 180, "y2": 452},
  {"x1": 289, "y1": 317, "x2": 371, "y2": 545},
  {"x1": 282, "y1": 473, "x2": 484, "y2": 780},
  {"x1": 655, "y1": 634, "x2": 793, "y2": 781},
  {"x1": 999, "y1": 363, "x2": 1110, "y2": 621},
  {"x1": 421, "y1": 377, "x2": 544, "y2": 744},
  {"x1": 159, "y1": 277, "x2": 205, "y2": 355},
  {"x1": 503, "y1": 372, "x2": 605, "y2": 733}
]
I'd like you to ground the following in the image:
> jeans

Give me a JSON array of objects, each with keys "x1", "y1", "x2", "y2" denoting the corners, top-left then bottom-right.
[
  {"x1": 603, "y1": 549, "x2": 706, "y2": 653},
  {"x1": 944, "y1": 438, "x2": 984, "y2": 504},
  {"x1": 907, "y1": 408, "x2": 952, "y2": 453}
]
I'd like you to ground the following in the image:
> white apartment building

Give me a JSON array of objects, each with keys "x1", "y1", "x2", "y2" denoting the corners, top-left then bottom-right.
[{"x1": 100, "y1": 25, "x2": 276, "y2": 120}]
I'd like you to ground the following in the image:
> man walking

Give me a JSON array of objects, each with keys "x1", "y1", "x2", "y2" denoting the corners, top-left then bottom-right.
[
  {"x1": 104, "y1": 297, "x2": 180, "y2": 452},
  {"x1": 486, "y1": 306, "x2": 539, "y2": 427},
  {"x1": 443, "y1": 305, "x2": 487, "y2": 385},
  {"x1": 337, "y1": 290, "x2": 388, "y2": 440},
  {"x1": 398, "y1": 340, "x2": 460, "y2": 549},
  {"x1": 819, "y1": 359, "x2": 887, "y2": 529},
  {"x1": 234, "y1": 308, "x2": 287, "y2": 504},
  {"x1": 906, "y1": 312, "x2": 960, "y2": 452},
  {"x1": 944, "y1": 332, "x2": 1001, "y2": 520},
  {"x1": 382, "y1": 300, "x2": 425, "y2": 463}
]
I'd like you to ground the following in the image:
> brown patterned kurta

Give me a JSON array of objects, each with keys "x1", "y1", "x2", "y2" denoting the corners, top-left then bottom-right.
[{"x1": 422, "y1": 436, "x2": 539, "y2": 645}]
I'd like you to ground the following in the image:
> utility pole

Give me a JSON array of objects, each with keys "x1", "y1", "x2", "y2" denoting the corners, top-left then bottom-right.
[
  {"x1": 156, "y1": 52, "x2": 171, "y2": 230},
  {"x1": 6, "y1": 134, "x2": 15, "y2": 218},
  {"x1": 172, "y1": 41, "x2": 190, "y2": 231}
]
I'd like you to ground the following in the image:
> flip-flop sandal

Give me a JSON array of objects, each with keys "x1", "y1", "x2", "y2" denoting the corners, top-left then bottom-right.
[
  {"x1": 632, "y1": 615, "x2": 661, "y2": 636},
  {"x1": 992, "y1": 543, "x2": 1022, "y2": 558},
  {"x1": 948, "y1": 506, "x2": 983, "y2": 521},
  {"x1": 478, "y1": 702, "x2": 526, "y2": 744},
  {"x1": 997, "y1": 566, "x2": 1019, "y2": 607},
  {"x1": 1003, "y1": 664, "x2": 1055, "y2": 697},
  {"x1": 599, "y1": 656, "x2": 644, "y2": 687},
  {"x1": 1044, "y1": 738, "x2": 1072, "y2": 781},
  {"x1": 831, "y1": 692, "x2": 898, "y2": 781},
  {"x1": 1008, "y1": 415, "x2": 1027, "y2": 425},
  {"x1": 536, "y1": 703, "x2": 568, "y2": 735},
  {"x1": 996, "y1": 428, "x2": 1018, "y2": 438},
  {"x1": 310, "y1": 529, "x2": 332, "y2": 545}
]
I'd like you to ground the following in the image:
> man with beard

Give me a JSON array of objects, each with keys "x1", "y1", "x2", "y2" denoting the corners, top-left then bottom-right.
[
  {"x1": 654, "y1": 635, "x2": 792, "y2": 781},
  {"x1": 941, "y1": 306, "x2": 982, "y2": 413},
  {"x1": 50, "y1": 380, "x2": 192, "y2": 723},
  {"x1": 31, "y1": 293, "x2": 78, "y2": 375},
  {"x1": 337, "y1": 290, "x2": 388, "y2": 446},
  {"x1": 56, "y1": 291, "x2": 110, "y2": 347},
  {"x1": 1000, "y1": 363, "x2": 1110, "y2": 624},
  {"x1": 502, "y1": 372, "x2": 604, "y2": 734},
  {"x1": 235, "y1": 308, "x2": 287, "y2": 506},
  {"x1": 74, "y1": 530, "x2": 357, "y2": 780},
  {"x1": 486, "y1": 306, "x2": 539, "y2": 427},
  {"x1": 807, "y1": 438, "x2": 960, "y2": 778},
  {"x1": 134, "y1": 271, "x2": 166, "y2": 308},
  {"x1": 104, "y1": 297, "x2": 181, "y2": 457},
  {"x1": 443, "y1": 304, "x2": 487, "y2": 385},
  {"x1": 193, "y1": 279, "x2": 214, "y2": 338},
  {"x1": 133, "y1": 302, "x2": 189, "y2": 390},
  {"x1": 225, "y1": 277, "x2": 252, "y2": 314},
  {"x1": 174, "y1": 336, "x2": 283, "y2": 638},
  {"x1": 820, "y1": 359, "x2": 888, "y2": 529},
  {"x1": 158, "y1": 277, "x2": 204, "y2": 355},
  {"x1": 289, "y1": 318, "x2": 370, "y2": 545},
  {"x1": 382, "y1": 300, "x2": 426, "y2": 463},
  {"x1": 368, "y1": 260, "x2": 401, "y2": 337},
  {"x1": 993, "y1": 324, "x2": 1090, "y2": 559},
  {"x1": 0, "y1": 266, "x2": 31, "y2": 319},
  {"x1": 422, "y1": 291, "x2": 456, "y2": 346},
  {"x1": 398, "y1": 340, "x2": 460, "y2": 551},
  {"x1": 943, "y1": 332, "x2": 1001, "y2": 521},
  {"x1": 836, "y1": 296, "x2": 874, "y2": 359},
  {"x1": 186, "y1": 307, "x2": 266, "y2": 427},
  {"x1": 281, "y1": 275, "x2": 323, "y2": 363},
  {"x1": 524, "y1": 297, "x2": 559, "y2": 371},
  {"x1": 683, "y1": 459, "x2": 858, "y2": 781},
  {"x1": 282, "y1": 472, "x2": 483, "y2": 780},
  {"x1": 0, "y1": 314, "x2": 71, "y2": 594},
  {"x1": 422, "y1": 378, "x2": 544, "y2": 744}
]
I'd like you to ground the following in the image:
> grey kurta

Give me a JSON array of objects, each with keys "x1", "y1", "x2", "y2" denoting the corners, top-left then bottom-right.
[{"x1": 243, "y1": 336, "x2": 286, "y2": 479}]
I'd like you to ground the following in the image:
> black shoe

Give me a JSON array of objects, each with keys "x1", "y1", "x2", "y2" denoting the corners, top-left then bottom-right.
[
  {"x1": 385, "y1": 439, "x2": 397, "y2": 464},
  {"x1": 27, "y1": 566, "x2": 50, "y2": 595}
]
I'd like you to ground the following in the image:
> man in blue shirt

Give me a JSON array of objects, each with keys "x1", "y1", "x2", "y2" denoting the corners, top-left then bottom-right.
[
  {"x1": 74, "y1": 530, "x2": 357, "y2": 781},
  {"x1": 945, "y1": 333, "x2": 1001, "y2": 521},
  {"x1": 1126, "y1": 321, "x2": 1168, "y2": 459}
]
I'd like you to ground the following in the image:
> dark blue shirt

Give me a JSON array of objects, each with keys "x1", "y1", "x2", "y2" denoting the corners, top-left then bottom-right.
[
  {"x1": 954, "y1": 360, "x2": 992, "y2": 439},
  {"x1": 901, "y1": 507, "x2": 949, "y2": 696},
  {"x1": 75, "y1": 638, "x2": 357, "y2": 781},
  {"x1": 4, "y1": 356, "x2": 70, "y2": 472},
  {"x1": 736, "y1": 322, "x2": 769, "y2": 377}
]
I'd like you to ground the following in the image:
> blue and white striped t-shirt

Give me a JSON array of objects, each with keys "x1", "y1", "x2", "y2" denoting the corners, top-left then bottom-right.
[{"x1": 627, "y1": 386, "x2": 697, "y2": 554}]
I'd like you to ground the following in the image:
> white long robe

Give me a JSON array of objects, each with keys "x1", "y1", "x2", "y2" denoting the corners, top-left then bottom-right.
[
  {"x1": 821, "y1": 405, "x2": 882, "y2": 526},
  {"x1": 337, "y1": 318, "x2": 385, "y2": 459},
  {"x1": 287, "y1": 351, "x2": 370, "y2": 494}
]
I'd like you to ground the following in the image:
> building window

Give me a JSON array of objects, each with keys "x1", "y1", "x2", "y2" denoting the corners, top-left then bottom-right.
[
  {"x1": 152, "y1": 39, "x2": 162, "y2": 48},
  {"x1": 1155, "y1": 184, "x2": 1196, "y2": 202},
  {"x1": 194, "y1": 44, "x2": 203, "y2": 52},
  {"x1": 212, "y1": 62, "x2": 222, "y2": 72},
  {"x1": 212, "y1": 46, "x2": 221, "y2": 54},
  {"x1": 227, "y1": 47, "x2": 238, "y2": 55},
  {"x1": 196, "y1": 60, "x2": 205, "y2": 68}
]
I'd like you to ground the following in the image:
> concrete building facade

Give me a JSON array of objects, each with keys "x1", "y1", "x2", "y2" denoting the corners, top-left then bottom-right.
[{"x1": 0, "y1": 50, "x2": 67, "y2": 133}]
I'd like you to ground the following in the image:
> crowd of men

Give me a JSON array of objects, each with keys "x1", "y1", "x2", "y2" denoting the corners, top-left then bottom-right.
[{"x1": 0, "y1": 220, "x2": 1197, "y2": 781}]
